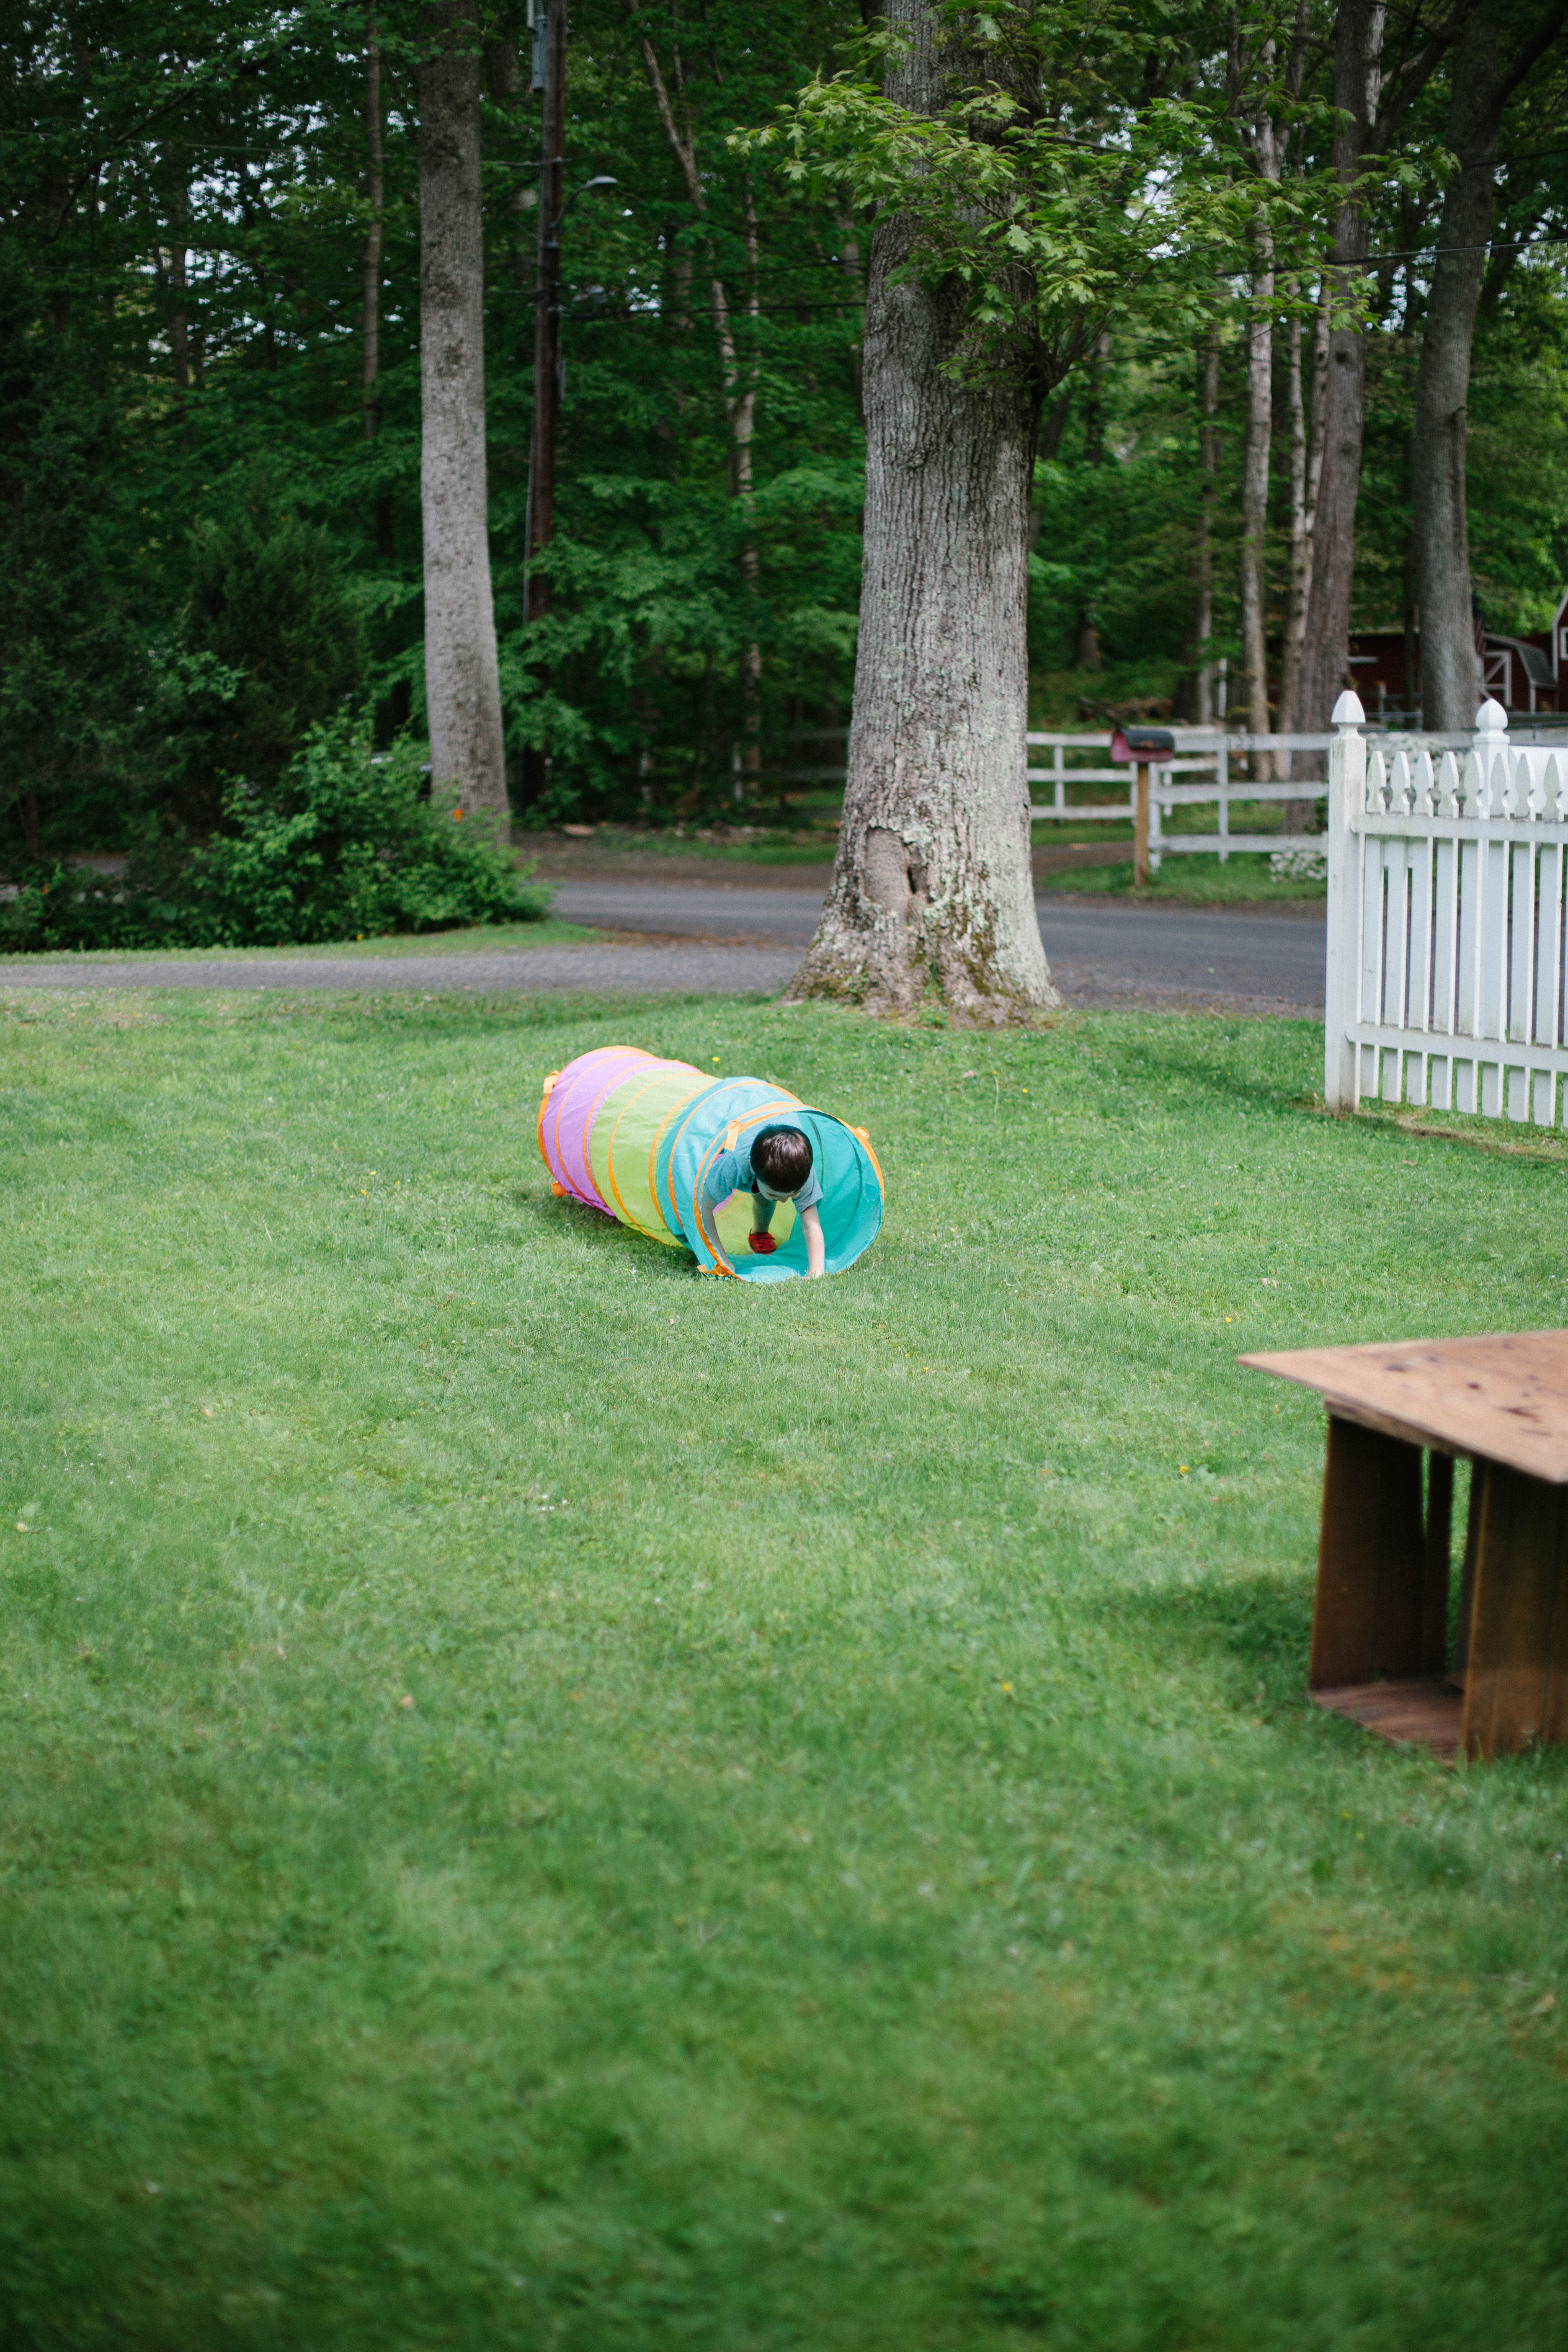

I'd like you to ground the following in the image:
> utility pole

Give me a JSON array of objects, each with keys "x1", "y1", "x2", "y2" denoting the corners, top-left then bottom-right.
[{"x1": 523, "y1": 0, "x2": 566, "y2": 805}]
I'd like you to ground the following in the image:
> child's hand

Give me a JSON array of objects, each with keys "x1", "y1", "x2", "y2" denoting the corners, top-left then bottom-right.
[{"x1": 748, "y1": 1231, "x2": 777, "y2": 1256}]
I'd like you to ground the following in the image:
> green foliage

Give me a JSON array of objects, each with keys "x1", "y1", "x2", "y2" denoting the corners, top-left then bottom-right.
[
  {"x1": 3, "y1": 990, "x2": 1568, "y2": 2344},
  {"x1": 0, "y1": 714, "x2": 550, "y2": 953},
  {"x1": 175, "y1": 476, "x2": 371, "y2": 824},
  {"x1": 0, "y1": 253, "x2": 134, "y2": 862},
  {"x1": 1029, "y1": 346, "x2": 1210, "y2": 683},
  {"x1": 1, "y1": 0, "x2": 872, "y2": 836},
  {"x1": 741, "y1": 4, "x2": 1342, "y2": 377},
  {"x1": 7, "y1": 0, "x2": 1568, "y2": 842},
  {"x1": 188, "y1": 714, "x2": 546, "y2": 943}
]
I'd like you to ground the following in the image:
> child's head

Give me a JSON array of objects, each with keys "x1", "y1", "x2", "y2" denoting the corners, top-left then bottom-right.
[{"x1": 753, "y1": 1125, "x2": 813, "y2": 1198}]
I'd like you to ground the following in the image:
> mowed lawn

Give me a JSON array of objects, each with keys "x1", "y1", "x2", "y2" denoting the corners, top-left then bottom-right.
[{"x1": 3, "y1": 986, "x2": 1567, "y2": 2352}]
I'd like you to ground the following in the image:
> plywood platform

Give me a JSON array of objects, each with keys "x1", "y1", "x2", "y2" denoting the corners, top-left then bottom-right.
[
  {"x1": 1240, "y1": 1330, "x2": 1568, "y2": 1484},
  {"x1": 1311, "y1": 1679, "x2": 1463, "y2": 1762},
  {"x1": 1245, "y1": 1332, "x2": 1568, "y2": 1761}
]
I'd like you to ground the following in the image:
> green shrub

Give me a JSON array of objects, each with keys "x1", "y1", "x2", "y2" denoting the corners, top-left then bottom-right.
[
  {"x1": 0, "y1": 713, "x2": 551, "y2": 953},
  {"x1": 174, "y1": 472, "x2": 369, "y2": 827}
]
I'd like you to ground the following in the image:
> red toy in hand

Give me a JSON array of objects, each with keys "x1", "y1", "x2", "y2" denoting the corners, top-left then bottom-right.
[{"x1": 748, "y1": 1231, "x2": 777, "y2": 1255}]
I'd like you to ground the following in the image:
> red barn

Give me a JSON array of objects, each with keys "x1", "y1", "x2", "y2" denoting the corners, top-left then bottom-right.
[{"x1": 1345, "y1": 593, "x2": 1568, "y2": 718}]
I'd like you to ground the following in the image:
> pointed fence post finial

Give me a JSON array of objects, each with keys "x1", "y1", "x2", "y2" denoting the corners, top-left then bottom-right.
[
  {"x1": 1331, "y1": 690, "x2": 1365, "y2": 728},
  {"x1": 1475, "y1": 698, "x2": 1509, "y2": 735}
]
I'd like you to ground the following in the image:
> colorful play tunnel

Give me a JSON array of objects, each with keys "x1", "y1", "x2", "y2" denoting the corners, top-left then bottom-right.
[{"x1": 536, "y1": 1046, "x2": 884, "y2": 1281}]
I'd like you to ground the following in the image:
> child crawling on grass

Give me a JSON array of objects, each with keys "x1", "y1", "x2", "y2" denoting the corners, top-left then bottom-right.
[{"x1": 708, "y1": 1124, "x2": 825, "y2": 1277}]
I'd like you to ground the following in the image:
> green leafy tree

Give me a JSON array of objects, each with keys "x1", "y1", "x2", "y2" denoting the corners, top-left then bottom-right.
[{"x1": 745, "y1": 0, "x2": 1335, "y2": 1018}]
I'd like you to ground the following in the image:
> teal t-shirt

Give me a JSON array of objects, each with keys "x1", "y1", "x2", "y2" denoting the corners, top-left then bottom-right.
[{"x1": 703, "y1": 1129, "x2": 823, "y2": 1213}]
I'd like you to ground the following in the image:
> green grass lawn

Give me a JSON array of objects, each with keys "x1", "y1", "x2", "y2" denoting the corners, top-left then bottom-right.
[
  {"x1": 3, "y1": 987, "x2": 1567, "y2": 2352},
  {"x1": 1036, "y1": 849, "x2": 1327, "y2": 905},
  {"x1": 0, "y1": 917, "x2": 599, "y2": 970}
]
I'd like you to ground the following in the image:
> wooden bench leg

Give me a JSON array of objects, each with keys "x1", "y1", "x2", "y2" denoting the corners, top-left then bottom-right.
[
  {"x1": 1452, "y1": 1463, "x2": 1483, "y2": 1684},
  {"x1": 1421, "y1": 1451, "x2": 1454, "y2": 1677},
  {"x1": 1310, "y1": 1416, "x2": 1428, "y2": 1688},
  {"x1": 1460, "y1": 1463, "x2": 1568, "y2": 1759}
]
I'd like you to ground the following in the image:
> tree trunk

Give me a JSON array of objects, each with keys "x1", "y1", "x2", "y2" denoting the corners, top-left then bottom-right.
[
  {"x1": 1412, "y1": 8, "x2": 1502, "y2": 731},
  {"x1": 362, "y1": 12, "x2": 384, "y2": 441},
  {"x1": 1191, "y1": 324, "x2": 1220, "y2": 723},
  {"x1": 1277, "y1": 272, "x2": 1328, "y2": 753},
  {"x1": 1296, "y1": 0, "x2": 1384, "y2": 731},
  {"x1": 1412, "y1": 0, "x2": 1568, "y2": 726},
  {"x1": 160, "y1": 183, "x2": 191, "y2": 392},
  {"x1": 1275, "y1": 285, "x2": 1307, "y2": 760},
  {"x1": 1240, "y1": 128, "x2": 1277, "y2": 767},
  {"x1": 786, "y1": 0, "x2": 1055, "y2": 1021},
  {"x1": 521, "y1": 0, "x2": 566, "y2": 808},
  {"x1": 418, "y1": 0, "x2": 508, "y2": 817}
]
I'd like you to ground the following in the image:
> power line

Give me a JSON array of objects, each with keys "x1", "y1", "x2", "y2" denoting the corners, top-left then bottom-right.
[{"x1": 1360, "y1": 232, "x2": 1568, "y2": 263}]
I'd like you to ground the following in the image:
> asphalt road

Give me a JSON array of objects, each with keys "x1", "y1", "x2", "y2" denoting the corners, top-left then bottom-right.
[
  {"x1": 0, "y1": 879, "x2": 1326, "y2": 1014},
  {"x1": 546, "y1": 877, "x2": 1326, "y2": 1017}
]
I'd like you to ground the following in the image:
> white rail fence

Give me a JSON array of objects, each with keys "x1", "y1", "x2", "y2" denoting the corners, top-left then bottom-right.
[
  {"x1": 772, "y1": 727, "x2": 1336, "y2": 863},
  {"x1": 1325, "y1": 694, "x2": 1568, "y2": 1126},
  {"x1": 1026, "y1": 732, "x2": 1330, "y2": 865}
]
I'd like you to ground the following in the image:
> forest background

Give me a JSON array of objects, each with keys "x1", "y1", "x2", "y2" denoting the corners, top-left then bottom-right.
[{"x1": 9, "y1": 0, "x2": 1568, "y2": 875}]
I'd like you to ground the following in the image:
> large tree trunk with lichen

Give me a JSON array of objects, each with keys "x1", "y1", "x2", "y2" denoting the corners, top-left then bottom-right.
[
  {"x1": 1412, "y1": 0, "x2": 1514, "y2": 731},
  {"x1": 785, "y1": 0, "x2": 1055, "y2": 1023},
  {"x1": 418, "y1": 0, "x2": 508, "y2": 817},
  {"x1": 1295, "y1": 0, "x2": 1382, "y2": 731}
]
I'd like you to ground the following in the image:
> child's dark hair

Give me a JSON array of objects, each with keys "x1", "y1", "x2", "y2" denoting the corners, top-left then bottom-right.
[{"x1": 753, "y1": 1126, "x2": 812, "y2": 1193}]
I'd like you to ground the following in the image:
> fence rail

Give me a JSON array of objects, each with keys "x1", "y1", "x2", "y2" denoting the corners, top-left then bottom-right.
[
  {"x1": 765, "y1": 727, "x2": 1338, "y2": 861},
  {"x1": 1025, "y1": 731, "x2": 1329, "y2": 864},
  {"x1": 1325, "y1": 695, "x2": 1568, "y2": 1127}
]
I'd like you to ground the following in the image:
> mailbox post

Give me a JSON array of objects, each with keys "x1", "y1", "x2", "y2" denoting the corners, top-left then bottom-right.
[{"x1": 1110, "y1": 726, "x2": 1176, "y2": 886}]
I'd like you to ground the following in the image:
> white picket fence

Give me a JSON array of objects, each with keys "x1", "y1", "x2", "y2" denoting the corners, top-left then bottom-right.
[
  {"x1": 1026, "y1": 732, "x2": 1329, "y2": 864},
  {"x1": 1325, "y1": 694, "x2": 1568, "y2": 1124}
]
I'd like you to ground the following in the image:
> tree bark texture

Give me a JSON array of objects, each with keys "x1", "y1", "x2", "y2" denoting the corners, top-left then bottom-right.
[
  {"x1": 1277, "y1": 273, "x2": 1329, "y2": 746},
  {"x1": 1296, "y1": 0, "x2": 1384, "y2": 732},
  {"x1": 787, "y1": 0, "x2": 1056, "y2": 1021},
  {"x1": 1413, "y1": 5, "x2": 1505, "y2": 727},
  {"x1": 1414, "y1": 0, "x2": 1568, "y2": 725},
  {"x1": 1191, "y1": 324, "x2": 1220, "y2": 723},
  {"x1": 1276, "y1": 287, "x2": 1307, "y2": 753},
  {"x1": 526, "y1": 0, "x2": 565, "y2": 625},
  {"x1": 418, "y1": 0, "x2": 508, "y2": 817},
  {"x1": 1240, "y1": 117, "x2": 1279, "y2": 761},
  {"x1": 521, "y1": 0, "x2": 566, "y2": 808}
]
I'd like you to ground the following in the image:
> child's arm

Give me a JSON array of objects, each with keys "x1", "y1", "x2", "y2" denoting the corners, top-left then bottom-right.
[
  {"x1": 752, "y1": 1194, "x2": 777, "y2": 1232},
  {"x1": 801, "y1": 1202, "x2": 825, "y2": 1278}
]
